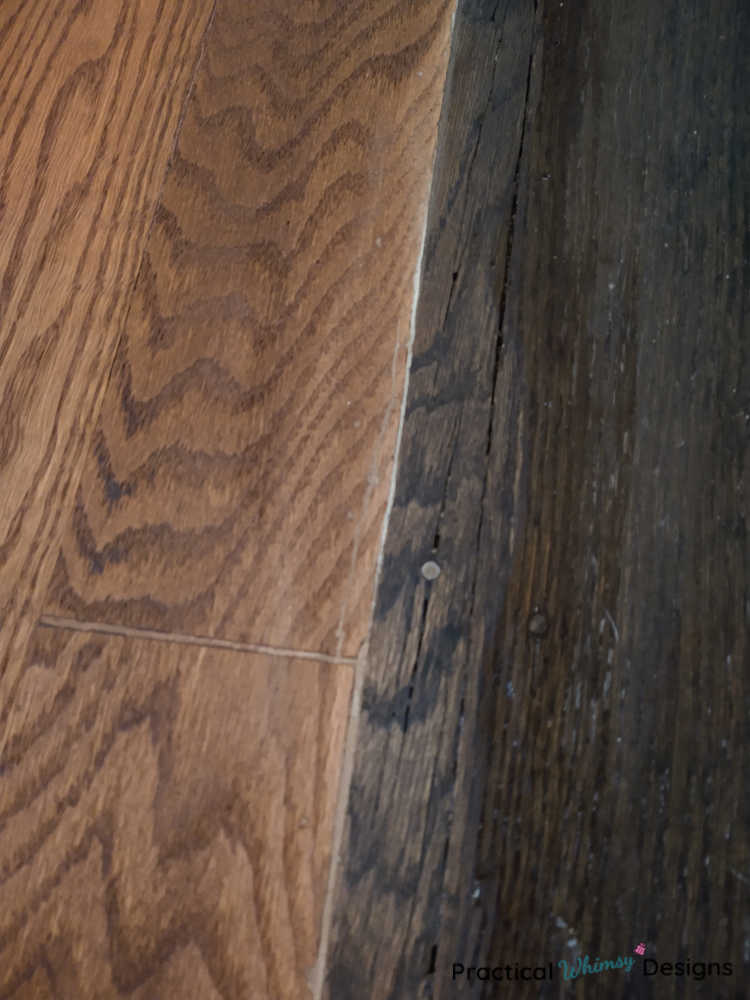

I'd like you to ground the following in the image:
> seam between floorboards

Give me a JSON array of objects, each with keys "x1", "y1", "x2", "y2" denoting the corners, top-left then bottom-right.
[
  {"x1": 37, "y1": 615, "x2": 357, "y2": 665},
  {"x1": 310, "y1": 1, "x2": 461, "y2": 989}
]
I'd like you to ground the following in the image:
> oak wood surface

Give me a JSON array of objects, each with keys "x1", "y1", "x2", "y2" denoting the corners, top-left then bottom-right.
[
  {"x1": 0, "y1": 626, "x2": 351, "y2": 999},
  {"x1": 0, "y1": 0, "x2": 214, "y2": 690},
  {"x1": 324, "y1": 0, "x2": 749, "y2": 997},
  {"x1": 45, "y1": 0, "x2": 457, "y2": 659},
  {"x1": 2, "y1": 5, "x2": 465, "y2": 997}
]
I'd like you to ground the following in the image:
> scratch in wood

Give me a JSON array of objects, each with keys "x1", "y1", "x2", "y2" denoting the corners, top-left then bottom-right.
[
  {"x1": 603, "y1": 607, "x2": 619, "y2": 643},
  {"x1": 433, "y1": 422, "x2": 459, "y2": 552},
  {"x1": 486, "y1": 21, "x2": 535, "y2": 458},
  {"x1": 403, "y1": 591, "x2": 431, "y2": 732},
  {"x1": 450, "y1": 693, "x2": 467, "y2": 781},
  {"x1": 466, "y1": 10, "x2": 536, "y2": 667},
  {"x1": 434, "y1": 36, "x2": 502, "y2": 380}
]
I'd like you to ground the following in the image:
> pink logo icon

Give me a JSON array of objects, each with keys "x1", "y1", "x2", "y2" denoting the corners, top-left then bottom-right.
[{"x1": 634, "y1": 943, "x2": 646, "y2": 956}]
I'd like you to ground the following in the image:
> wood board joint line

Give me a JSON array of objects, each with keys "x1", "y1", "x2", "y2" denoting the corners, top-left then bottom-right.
[
  {"x1": 313, "y1": 1, "x2": 461, "y2": 989},
  {"x1": 37, "y1": 615, "x2": 357, "y2": 666}
]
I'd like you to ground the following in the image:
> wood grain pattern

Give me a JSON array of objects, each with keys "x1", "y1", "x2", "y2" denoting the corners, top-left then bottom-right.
[
  {"x1": 0, "y1": 626, "x2": 351, "y2": 999},
  {"x1": 0, "y1": 0, "x2": 215, "y2": 690},
  {"x1": 45, "y1": 0, "x2": 457, "y2": 658},
  {"x1": 324, "y1": 0, "x2": 749, "y2": 997}
]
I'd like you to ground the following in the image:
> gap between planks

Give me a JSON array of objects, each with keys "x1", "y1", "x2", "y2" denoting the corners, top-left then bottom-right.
[
  {"x1": 37, "y1": 614, "x2": 357, "y2": 666},
  {"x1": 310, "y1": 0, "x2": 452, "y2": 978}
]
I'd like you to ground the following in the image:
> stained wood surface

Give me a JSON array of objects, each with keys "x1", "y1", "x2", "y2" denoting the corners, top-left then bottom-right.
[
  {"x1": 44, "y1": 0, "x2": 457, "y2": 659},
  {"x1": 0, "y1": 0, "x2": 214, "y2": 690},
  {"x1": 2, "y1": 3, "x2": 464, "y2": 999},
  {"x1": 324, "y1": 1, "x2": 749, "y2": 998},
  {"x1": 0, "y1": 626, "x2": 351, "y2": 998}
]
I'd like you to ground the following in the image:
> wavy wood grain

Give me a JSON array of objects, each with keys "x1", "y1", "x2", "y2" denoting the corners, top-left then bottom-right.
[
  {"x1": 0, "y1": 626, "x2": 351, "y2": 999},
  {"x1": 0, "y1": 0, "x2": 214, "y2": 689},
  {"x1": 44, "y1": 0, "x2": 457, "y2": 658}
]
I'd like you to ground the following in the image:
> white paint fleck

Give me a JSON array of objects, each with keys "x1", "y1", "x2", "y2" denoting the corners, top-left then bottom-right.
[{"x1": 604, "y1": 608, "x2": 619, "y2": 642}]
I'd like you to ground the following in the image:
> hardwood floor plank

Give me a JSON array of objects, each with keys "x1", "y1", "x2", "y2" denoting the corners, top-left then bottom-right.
[
  {"x1": 323, "y1": 0, "x2": 749, "y2": 997},
  {"x1": 323, "y1": 3, "x2": 537, "y2": 993},
  {"x1": 44, "y1": 0, "x2": 458, "y2": 658},
  {"x1": 0, "y1": 0, "x2": 215, "y2": 689},
  {"x1": 0, "y1": 627, "x2": 351, "y2": 999}
]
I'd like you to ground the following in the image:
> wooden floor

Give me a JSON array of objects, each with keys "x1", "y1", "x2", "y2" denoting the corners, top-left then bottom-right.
[
  {"x1": 324, "y1": 0, "x2": 749, "y2": 999},
  {"x1": 2, "y1": 631, "x2": 350, "y2": 999},
  {"x1": 1, "y1": 1, "x2": 456, "y2": 996},
  {"x1": 2, "y1": 0, "x2": 747, "y2": 998}
]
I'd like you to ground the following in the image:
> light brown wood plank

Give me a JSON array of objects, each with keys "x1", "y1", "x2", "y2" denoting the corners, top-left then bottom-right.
[
  {"x1": 0, "y1": 626, "x2": 352, "y2": 998},
  {"x1": 44, "y1": 0, "x2": 457, "y2": 658},
  {"x1": 0, "y1": 0, "x2": 215, "y2": 687}
]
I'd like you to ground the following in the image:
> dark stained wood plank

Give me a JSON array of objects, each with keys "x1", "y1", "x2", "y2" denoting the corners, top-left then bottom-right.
[
  {"x1": 323, "y1": 2, "x2": 538, "y2": 994},
  {"x1": 0, "y1": 626, "x2": 351, "y2": 999},
  {"x1": 0, "y1": 0, "x2": 215, "y2": 692},
  {"x1": 324, "y1": 0, "x2": 749, "y2": 997},
  {"x1": 44, "y1": 0, "x2": 458, "y2": 659}
]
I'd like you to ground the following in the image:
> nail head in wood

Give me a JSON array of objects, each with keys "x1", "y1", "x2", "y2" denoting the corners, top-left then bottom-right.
[
  {"x1": 528, "y1": 611, "x2": 549, "y2": 637},
  {"x1": 421, "y1": 561, "x2": 441, "y2": 581}
]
